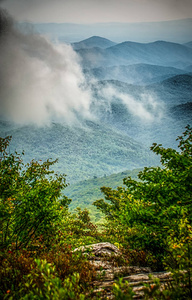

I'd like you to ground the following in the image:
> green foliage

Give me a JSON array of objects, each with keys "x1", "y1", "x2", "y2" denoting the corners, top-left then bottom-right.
[
  {"x1": 143, "y1": 273, "x2": 192, "y2": 299},
  {"x1": 0, "y1": 136, "x2": 97, "y2": 299},
  {"x1": 65, "y1": 169, "x2": 140, "y2": 223},
  {"x1": 94, "y1": 125, "x2": 192, "y2": 270},
  {"x1": 0, "y1": 246, "x2": 97, "y2": 299},
  {"x1": 0, "y1": 136, "x2": 101, "y2": 298},
  {"x1": 1, "y1": 255, "x2": 95, "y2": 300},
  {"x1": 0, "y1": 136, "x2": 71, "y2": 250},
  {"x1": 18, "y1": 258, "x2": 93, "y2": 300},
  {"x1": 162, "y1": 217, "x2": 192, "y2": 299},
  {"x1": 1, "y1": 127, "x2": 192, "y2": 299},
  {"x1": 57, "y1": 207, "x2": 102, "y2": 248},
  {"x1": 112, "y1": 278, "x2": 135, "y2": 299}
]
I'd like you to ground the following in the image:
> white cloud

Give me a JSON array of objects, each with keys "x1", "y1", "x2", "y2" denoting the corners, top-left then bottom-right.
[
  {"x1": 0, "y1": 11, "x2": 92, "y2": 125},
  {"x1": 93, "y1": 84, "x2": 164, "y2": 122}
]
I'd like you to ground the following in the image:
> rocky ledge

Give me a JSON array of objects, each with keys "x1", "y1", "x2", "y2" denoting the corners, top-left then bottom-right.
[{"x1": 74, "y1": 242, "x2": 172, "y2": 299}]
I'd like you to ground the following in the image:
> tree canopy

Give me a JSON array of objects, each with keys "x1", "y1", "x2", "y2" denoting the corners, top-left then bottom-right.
[
  {"x1": 94, "y1": 125, "x2": 192, "y2": 269},
  {"x1": 0, "y1": 136, "x2": 71, "y2": 250}
]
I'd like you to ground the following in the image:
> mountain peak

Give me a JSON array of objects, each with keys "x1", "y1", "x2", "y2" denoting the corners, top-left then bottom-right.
[{"x1": 71, "y1": 36, "x2": 117, "y2": 50}]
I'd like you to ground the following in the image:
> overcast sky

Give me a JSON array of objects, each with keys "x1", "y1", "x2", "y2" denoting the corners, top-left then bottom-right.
[{"x1": 1, "y1": 0, "x2": 192, "y2": 23}]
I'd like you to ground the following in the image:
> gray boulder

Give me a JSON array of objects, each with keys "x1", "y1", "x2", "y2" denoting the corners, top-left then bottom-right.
[{"x1": 73, "y1": 242, "x2": 121, "y2": 259}]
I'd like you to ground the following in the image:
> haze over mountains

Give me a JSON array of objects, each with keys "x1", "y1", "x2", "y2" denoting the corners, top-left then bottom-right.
[
  {"x1": 66, "y1": 32, "x2": 192, "y2": 208},
  {"x1": 80, "y1": 36, "x2": 192, "y2": 84},
  {"x1": 75, "y1": 37, "x2": 192, "y2": 69},
  {"x1": 72, "y1": 35, "x2": 192, "y2": 146},
  {"x1": 1, "y1": 18, "x2": 192, "y2": 186},
  {"x1": 28, "y1": 18, "x2": 192, "y2": 44},
  {"x1": 72, "y1": 36, "x2": 117, "y2": 50}
]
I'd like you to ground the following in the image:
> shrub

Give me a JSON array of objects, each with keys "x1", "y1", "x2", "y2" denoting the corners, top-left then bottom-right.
[
  {"x1": 0, "y1": 136, "x2": 71, "y2": 250},
  {"x1": 94, "y1": 126, "x2": 192, "y2": 270}
]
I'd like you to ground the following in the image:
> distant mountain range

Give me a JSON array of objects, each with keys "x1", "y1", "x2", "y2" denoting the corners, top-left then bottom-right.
[
  {"x1": 1, "y1": 32, "x2": 192, "y2": 187},
  {"x1": 75, "y1": 38, "x2": 192, "y2": 69},
  {"x1": 1, "y1": 72, "x2": 191, "y2": 185},
  {"x1": 89, "y1": 73, "x2": 192, "y2": 147},
  {"x1": 22, "y1": 18, "x2": 192, "y2": 44}
]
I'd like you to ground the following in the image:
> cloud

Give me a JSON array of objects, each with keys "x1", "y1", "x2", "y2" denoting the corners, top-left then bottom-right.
[
  {"x1": 91, "y1": 84, "x2": 164, "y2": 123},
  {"x1": 0, "y1": 9, "x2": 93, "y2": 126},
  {"x1": 0, "y1": 8, "x2": 164, "y2": 128}
]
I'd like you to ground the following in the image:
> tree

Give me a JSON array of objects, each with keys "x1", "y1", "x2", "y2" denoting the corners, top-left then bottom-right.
[
  {"x1": 94, "y1": 126, "x2": 192, "y2": 269},
  {"x1": 0, "y1": 136, "x2": 71, "y2": 250}
]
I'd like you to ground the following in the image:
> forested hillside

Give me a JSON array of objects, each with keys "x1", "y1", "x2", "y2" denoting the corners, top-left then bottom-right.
[
  {"x1": 0, "y1": 120, "x2": 155, "y2": 184},
  {"x1": 66, "y1": 168, "x2": 141, "y2": 222}
]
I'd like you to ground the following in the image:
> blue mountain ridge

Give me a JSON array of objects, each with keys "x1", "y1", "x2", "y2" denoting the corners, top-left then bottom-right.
[{"x1": 76, "y1": 39, "x2": 192, "y2": 69}]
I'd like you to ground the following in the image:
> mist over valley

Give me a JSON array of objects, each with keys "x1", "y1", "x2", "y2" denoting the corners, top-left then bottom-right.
[{"x1": 0, "y1": 13, "x2": 192, "y2": 202}]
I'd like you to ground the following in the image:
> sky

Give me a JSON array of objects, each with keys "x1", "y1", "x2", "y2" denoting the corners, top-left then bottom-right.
[{"x1": 1, "y1": 0, "x2": 192, "y2": 24}]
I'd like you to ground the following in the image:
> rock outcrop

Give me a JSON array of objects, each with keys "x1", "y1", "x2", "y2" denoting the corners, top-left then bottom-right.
[
  {"x1": 74, "y1": 242, "x2": 172, "y2": 299},
  {"x1": 74, "y1": 242, "x2": 121, "y2": 258}
]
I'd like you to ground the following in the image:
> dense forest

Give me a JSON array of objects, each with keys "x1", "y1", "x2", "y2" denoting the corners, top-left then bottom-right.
[{"x1": 0, "y1": 126, "x2": 192, "y2": 299}]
